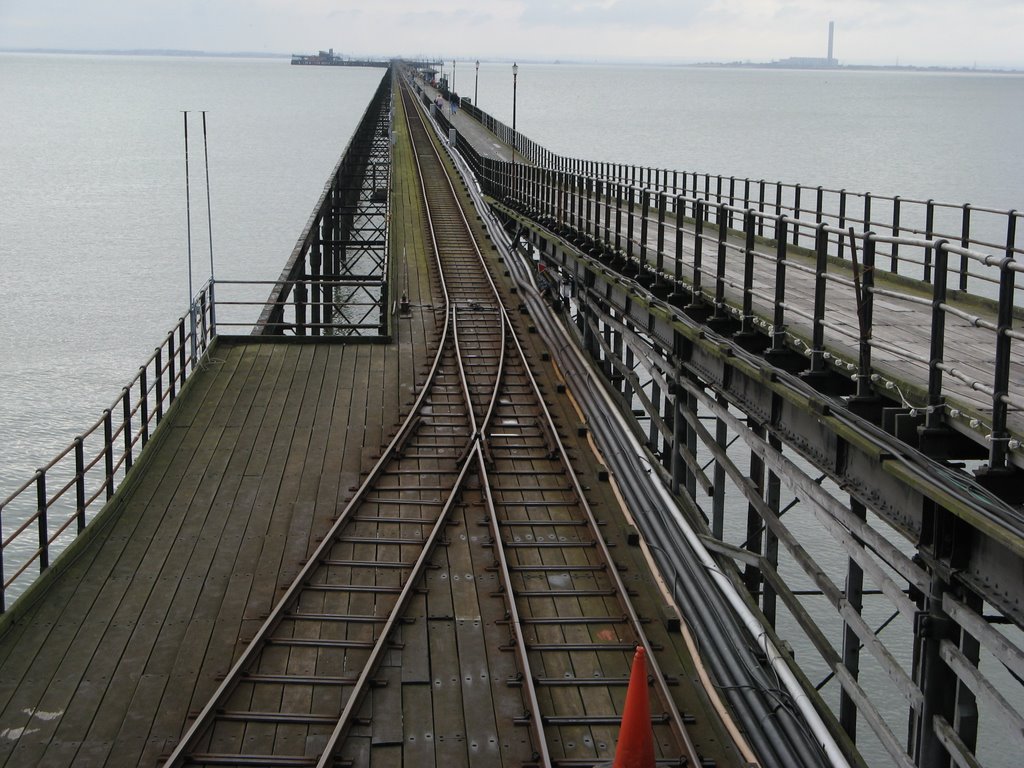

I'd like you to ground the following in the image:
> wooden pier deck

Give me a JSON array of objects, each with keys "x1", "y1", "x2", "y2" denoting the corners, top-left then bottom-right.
[{"x1": 0, "y1": 79, "x2": 735, "y2": 767}]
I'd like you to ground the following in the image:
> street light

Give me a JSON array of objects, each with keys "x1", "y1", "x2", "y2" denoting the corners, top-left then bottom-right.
[
  {"x1": 474, "y1": 60, "x2": 479, "y2": 105},
  {"x1": 452, "y1": 59, "x2": 456, "y2": 94},
  {"x1": 511, "y1": 62, "x2": 518, "y2": 187}
]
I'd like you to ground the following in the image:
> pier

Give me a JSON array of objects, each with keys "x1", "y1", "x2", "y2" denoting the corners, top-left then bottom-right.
[{"x1": 1, "y1": 63, "x2": 1022, "y2": 767}]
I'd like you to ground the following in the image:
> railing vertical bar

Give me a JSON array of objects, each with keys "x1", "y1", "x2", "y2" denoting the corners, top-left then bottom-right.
[
  {"x1": 674, "y1": 195, "x2": 685, "y2": 287},
  {"x1": 926, "y1": 240, "x2": 951, "y2": 427},
  {"x1": 655, "y1": 191, "x2": 666, "y2": 281},
  {"x1": 989, "y1": 213, "x2": 1017, "y2": 469},
  {"x1": 771, "y1": 217, "x2": 789, "y2": 352},
  {"x1": 692, "y1": 199, "x2": 705, "y2": 300},
  {"x1": 757, "y1": 180, "x2": 766, "y2": 237},
  {"x1": 36, "y1": 470, "x2": 49, "y2": 571},
  {"x1": 857, "y1": 232, "x2": 877, "y2": 398},
  {"x1": 924, "y1": 199, "x2": 935, "y2": 282},
  {"x1": 626, "y1": 186, "x2": 636, "y2": 261},
  {"x1": 810, "y1": 222, "x2": 828, "y2": 374},
  {"x1": 713, "y1": 203, "x2": 728, "y2": 320},
  {"x1": 103, "y1": 409, "x2": 115, "y2": 501},
  {"x1": 122, "y1": 387, "x2": 133, "y2": 473},
  {"x1": 959, "y1": 204, "x2": 972, "y2": 292},
  {"x1": 639, "y1": 189, "x2": 650, "y2": 277},
  {"x1": 838, "y1": 190, "x2": 848, "y2": 261},
  {"x1": 178, "y1": 318, "x2": 187, "y2": 386},
  {"x1": 75, "y1": 437, "x2": 86, "y2": 533},
  {"x1": 793, "y1": 184, "x2": 803, "y2": 246},
  {"x1": 727, "y1": 176, "x2": 736, "y2": 229},
  {"x1": 140, "y1": 367, "x2": 150, "y2": 448},
  {"x1": 741, "y1": 209, "x2": 756, "y2": 335},
  {"x1": 155, "y1": 348, "x2": 164, "y2": 424},
  {"x1": 891, "y1": 196, "x2": 902, "y2": 273},
  {"x1": 774, "y1": 182, "x2": 783, "y2": 239},
  {"x1": 167, "y1": 333, "x2": 177, "y2": 403}
]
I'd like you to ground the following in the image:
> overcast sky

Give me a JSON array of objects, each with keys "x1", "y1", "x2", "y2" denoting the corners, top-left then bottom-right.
[{"x1": 2, "y1": 0, "x2": 1022, "y2": 68}]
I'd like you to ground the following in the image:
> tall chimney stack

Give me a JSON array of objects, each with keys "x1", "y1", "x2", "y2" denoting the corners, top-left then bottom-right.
[{"x1": 828, "y1": 21, "x2": 835, "y2": 63}]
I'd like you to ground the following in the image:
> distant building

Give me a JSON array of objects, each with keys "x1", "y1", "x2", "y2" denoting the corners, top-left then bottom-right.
[
  {"x1": 291, "y1": 48, "x2": 344, "y2": 66},
  {"x1": 768, "y1": 21, "x2": 838, "y2": 69}
]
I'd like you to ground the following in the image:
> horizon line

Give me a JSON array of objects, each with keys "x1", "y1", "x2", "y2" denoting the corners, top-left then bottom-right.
[{"x1": 2, "y1": 47, "x2": 1022, "y2": 73}]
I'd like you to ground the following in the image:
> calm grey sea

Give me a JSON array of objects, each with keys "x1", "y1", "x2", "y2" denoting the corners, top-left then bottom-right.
[{"x1": 2, "y1": 55, "x2": 1022, "y2": 767}]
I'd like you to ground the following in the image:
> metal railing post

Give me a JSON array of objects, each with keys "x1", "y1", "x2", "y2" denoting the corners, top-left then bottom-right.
[
  {"x1": 838, "y1": 190, "x2": 848, "y2": 261},
  {"x1": 926, "y1": 240, "x2": 951, "y2": 427},
  {"x1": 793, "y1": 184, "x2": 803, "y2": 246},
  {"x1": 178, "y1": 319, "x2": 187, "y2": 385},
  {"x1": 771, "y1": 216, "x2": 789, "y2": 353},
  {"x1": 757, "y1": 179, "x2": 766, "y2": 237},
  {"x1": 613, "y1": 182, "x2": 623, "y2": 254},
  {"x1": 674, "y1": 195, "x2": 685, "y2": 287},
  {"x1": 959, "y1": 204, "x2": 972, "y2": 291},
  {"x1": 856, "y1": 232, "x2": 877, "y2": 399},
  {"x1": 140, "y1": 367, "x2": 150, "y2": 448},
  {"x1": 924, "y1": 199, "x2": 936, "y2": 282},
  {"x1": 741, "y1": 209, "x2": 756, "y2": 335},
  {"x1": 692, "y1": 199, "x2": 705, "y2": 301},
  {"x1": 36, "y1": 470, "x2": 48, "y2": 571},
  {"x1": 167, "y1": 333, "x2": 176, "y2": 403},
  {"x1": 989, "y1": 212, "x2": 1017, "y2": 469},
  {"x1": 626, "y1": 186, "x2": 636, "y2": 261},
  {"x1": 75, "y1": 436, "x2": 86, "y2": 533},
  {"x1": 655, "y1": 191, "x2": 666, "y2": 280},
  {"x1": 713, "y1": 203, "x2": 728, "y2": 320},
  {"x1": 122, "y1": 387, "x2": 133, "y2": 472},
  {"x1": 891, "y1": 196, "x2": 902, "y2": 273},
  {"x1": 295, "y1": 280, "x2": 307, "y2": 336},
  {"x1": 103, "y1": 409, "x2": 115, "y2": 500},
  {"x1": 809, "y1": 222, "x2": 828, "y2": 374},
  {"x1": 639, "y1": 189, "x2": 650, "y2": 277},
  {"x1": 155, "y1": 348, "x2": 164, "y2": 424}
]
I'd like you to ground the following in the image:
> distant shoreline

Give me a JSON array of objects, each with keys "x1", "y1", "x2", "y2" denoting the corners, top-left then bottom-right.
[
  {"x1": 0, "y1": 48, "x2": 290, "y2": 59},
  {"x1": 2, "y1": 48, "x2": 1021, "y2": 74},
  {"x1": 694, "y1": 61, "x2": 1023, "y2": 75}
]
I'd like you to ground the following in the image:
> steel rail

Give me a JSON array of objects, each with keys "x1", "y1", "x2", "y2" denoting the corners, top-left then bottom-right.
[
  {"x1": 307, "y1": 71, "x2": 513, "y2": 768},
  {"x1": 499, "y1": 304, "x2": 700, "y2": 758},
  {"x1": 412, "y1": 78, "x2": 702, "y2": 766},
  {"x1": 161, "y1": 83, "x2": 462, "y2": 768}
]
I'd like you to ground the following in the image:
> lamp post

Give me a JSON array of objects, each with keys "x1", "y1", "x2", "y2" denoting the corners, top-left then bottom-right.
[
  {"x1": 474, "y1": 60, "x2": 479, "y2": 105},
  {"x1": 511, "y1": 62, "x2": 518, "y2": 192},
  {"x1": 452, "y1": 59, "x2": 456, "y2": 94}
]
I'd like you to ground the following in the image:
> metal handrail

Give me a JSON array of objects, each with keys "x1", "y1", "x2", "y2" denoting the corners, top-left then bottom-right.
[
  {"x1": 0, "y1": 284, "x2": 216, "y2": 613},
  {"x1": 472, "y1": 157, "x2": 1022, "y2": 470}
]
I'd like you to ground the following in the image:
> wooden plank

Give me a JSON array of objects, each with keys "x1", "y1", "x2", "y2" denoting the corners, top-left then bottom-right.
[
  {"x1": 402, "y1": 682, "x2": 436, "y2": 767},
  {"x1": 370, "y1": 663, "x2": 403, "y2": 746},
  {"x1": 428, "y1": 617, "x2": 470, "y2": 768}
]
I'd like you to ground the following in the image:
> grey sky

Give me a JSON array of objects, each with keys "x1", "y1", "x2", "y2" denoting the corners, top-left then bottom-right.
[{"x1": 2, "y1": 0, "x2": 1022, "y2": 68}]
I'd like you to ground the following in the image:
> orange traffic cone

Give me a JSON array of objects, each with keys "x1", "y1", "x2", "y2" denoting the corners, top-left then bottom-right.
[{"x1": 612, "y1": 646, "x2": 655, "y2": 768}]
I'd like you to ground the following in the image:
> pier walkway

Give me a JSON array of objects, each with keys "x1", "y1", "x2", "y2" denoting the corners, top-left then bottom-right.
[
  {"x1": 0, "y1": 70, "x2": 738, "y2": 768},
  {"x1": 0, "y1": 114, "x2": 440, "y2": 763},
  {"x1": 1, "y1": 63, "x2": 1023, "y2": 768}
]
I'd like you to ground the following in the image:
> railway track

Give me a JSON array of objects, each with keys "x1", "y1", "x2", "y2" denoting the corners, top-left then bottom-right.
[{"x1": 162, "y1": 77, "x2": 700, "y2": 768}]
